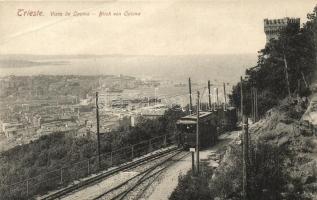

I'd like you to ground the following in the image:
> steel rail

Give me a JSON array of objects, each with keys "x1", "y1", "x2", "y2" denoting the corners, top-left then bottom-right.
[
  {"x1": 108, "y1": 151, "x2": 190, "y2": 200},
  {"x1": 40, "y1": 146, "x2": 180, "y2": 200},
  {"x1": 93, "y1": 150, "x2": 184, "y2": 200}
]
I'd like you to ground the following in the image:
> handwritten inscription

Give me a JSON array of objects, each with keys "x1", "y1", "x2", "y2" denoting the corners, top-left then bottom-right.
[{"x1": 17, "y1": 9, "x2": 141, "y2": 17}]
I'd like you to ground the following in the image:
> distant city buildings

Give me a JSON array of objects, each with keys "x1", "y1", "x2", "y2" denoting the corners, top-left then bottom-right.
[
  {"x1": 1, "y1": 122, "x2": 24, "y2": 137},
  {"x1": 0, "y1": 74, "x2": 166, "y2": 144},
  {"x1": 264, "y1": 17, "x2": 300, "y2": 43}
]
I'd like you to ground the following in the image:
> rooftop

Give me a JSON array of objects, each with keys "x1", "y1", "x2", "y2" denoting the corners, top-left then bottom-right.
[{"x1": 176, "y1": 111, "x2": 213, "y2": 125}]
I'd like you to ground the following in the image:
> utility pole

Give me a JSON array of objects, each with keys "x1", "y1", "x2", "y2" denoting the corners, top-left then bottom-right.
[
  {"x1": 96, "y1": 92, "x2": 101, "y2": 169},
  {"x1": 283, "y1": 54, "x2": 291, "y2": 98},
  {"x1": 190, "y1": 148, "x2": 195, "y2": 176},
  {"x1": 255, "y1": 88, "x2": 257, "y2": 122},
  {"x1": 240, "y1": 77, "x2": 244, "y2": 118},
  {"x1": 192, "y1": 150, "x2": 195, "y2": 175},
  {"x1": 251, "y1": 88, "x2": 254, "y2": 122},
  {"x1": 252, "y1": 87, "x2": 257, "y2": 122},
  {"x1": 240, "y1": 77, "x2": 249, "y2": 200},
  {"x1": 254, "y1": 88, "x2": 259, "y2": 122},
  {"x1": 196, "y1": 91, "x2": 200, "y2": 174},
  {"x1": 154, "y1": 87, "x2": 158, "y2": 106},
  {"x1": 242, "y1": 116, "x2": 249, "y2": 200},
  {"x1": 223, "y1": 83, "x2": 227, "y2": 111},
  {"x1": 208, "y1": 80, "x2": 212, "y2": 111},
  {"x1": 189, "y1": 78, "x2": 193, "y2": 115},
  {"x1": 213, "y1": 88, "x2": 217, "y2": 111},
  {"x1": 216, "y1": 88, "x2": 219, "y2": 108},
  {"x1": 199, "y1": 90, "x2": 203, "y2": 111}
]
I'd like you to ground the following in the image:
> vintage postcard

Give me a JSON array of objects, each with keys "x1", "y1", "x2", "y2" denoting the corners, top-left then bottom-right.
[{"x1": 0, "y1": 0, "x2": 317, "y2": 199}]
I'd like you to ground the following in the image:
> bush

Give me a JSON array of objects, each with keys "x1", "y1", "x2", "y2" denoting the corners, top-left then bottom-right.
[
  {"x1": 248, "y1": 142, "x2": 289, "y2": 200},
  {"x1": 210, "y1": 145, "x2": 243, "y2": 199},
  {"x1": 302, "y1": 138, "x2": 316, "y2": 153},
  {"x1": 169, "y1": 163, "x2": 213, "y2": 200},
  {"x1": 208, "y1": 141, "x2": 293, "y2": 200}
]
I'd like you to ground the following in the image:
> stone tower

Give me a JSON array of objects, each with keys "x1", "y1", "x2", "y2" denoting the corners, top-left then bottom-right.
[{"x1": 264, "y1": 17, "x2": 300, "y2": 43}]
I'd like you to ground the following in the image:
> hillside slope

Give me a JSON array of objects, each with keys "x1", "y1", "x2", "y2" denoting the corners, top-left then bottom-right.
[{"x1": 211, "y1": 98, "x2": 317, "y2": 199}]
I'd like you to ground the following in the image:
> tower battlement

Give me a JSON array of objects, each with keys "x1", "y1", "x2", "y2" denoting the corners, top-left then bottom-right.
[{"x1": 264, "y1": 17, "x2": 300, "y2": 43}]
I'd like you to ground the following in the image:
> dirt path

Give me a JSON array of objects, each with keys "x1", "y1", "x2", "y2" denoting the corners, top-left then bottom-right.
[{"x1": 144, "y1": 130, "x2": 240, "y2": 200}]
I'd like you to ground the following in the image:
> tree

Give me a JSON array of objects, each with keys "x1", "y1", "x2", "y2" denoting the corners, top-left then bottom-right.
[{"x1": 230, "y1": 7, "x2": 317, "y2": 117}]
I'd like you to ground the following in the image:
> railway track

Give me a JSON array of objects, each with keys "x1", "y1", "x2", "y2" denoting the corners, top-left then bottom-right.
[
  {"x1": 94, "y1": 151, "x2": 190, "y2": 200},
  {"x1": 119, "y1": 152, "x2": 190, "y2": 200},
  {"x1": 40, "y1": 146, "x2": 181, "y2": 200}
]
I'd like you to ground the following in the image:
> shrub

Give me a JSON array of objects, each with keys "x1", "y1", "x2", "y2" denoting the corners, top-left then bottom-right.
[{"x1": 169, "y1": 163, "x2": 213, "y2": 200}]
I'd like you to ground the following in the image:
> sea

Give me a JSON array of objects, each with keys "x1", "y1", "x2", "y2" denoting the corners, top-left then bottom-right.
[{"x1": 0, "y1": 54, "x2": 257, "y2": 106}]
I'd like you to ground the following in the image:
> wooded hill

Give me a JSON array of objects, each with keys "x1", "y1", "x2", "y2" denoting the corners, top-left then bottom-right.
[{"x1": 230, "y1": 6, "x2": 317, "y2": 116}]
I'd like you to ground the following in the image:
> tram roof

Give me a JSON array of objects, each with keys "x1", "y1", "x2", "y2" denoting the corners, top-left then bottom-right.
[{"x1": 176, "y1": 111, "x2": 213, "y2": 125}]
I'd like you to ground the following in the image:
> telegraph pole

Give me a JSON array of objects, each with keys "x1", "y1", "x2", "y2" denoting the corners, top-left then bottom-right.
[
  {"x1": 154, "y1": 87, "x2": 158, "y2": 106},
  {"x1": 240, "y1": 77, "x2": 244, "y2": 118},
  {"x1": 196, "y1": 91, "x2": 200, "y2": 174},
  {"x1": 240, "y1": 77, "x2": 249, "y2": 200},
  {"x1": 213, "y1": 88, "x2": 217, "y2": 111},
  {"x1": 96, "y1": 92, "x2": 101, "y2": 169},
  {"x1": 254, "y1": 88, "x2": 257, "y2": 122},
  {"x1": 190, "y1": 148, "x2": 195, "y2": 176},
  {"x1": 243, "y1": 116, "x2": 249, "y2": 200},
  {"x1": 251, "y1": 87, "x2": 258, "y2": 122},
  {"x1": 189, "y1": 78, "x2": 193, "y2": 115},
  {"x1": 216, "y1": 88, "x2": 219, "y2": 107},
  {"x1": 251, "y1": 88, "x2": 254, "y2": 122},
  {"x1": 223, "y1": 83, "x2": 227, "y2": 111},
  {"x1": 208, "y1": 80, "x2": 212, "y2": 110},
  {"x1": 255, "y1": 88, "x2": 259, "y2": 122}
]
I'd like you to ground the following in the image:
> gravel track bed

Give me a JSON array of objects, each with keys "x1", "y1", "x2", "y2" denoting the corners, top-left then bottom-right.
[
  {"x1": 117, "y1": 152, "x2": 190, "y2": 200},
  {"x1": 94, "y1": 151, "x2": 188, "y2": 200}
]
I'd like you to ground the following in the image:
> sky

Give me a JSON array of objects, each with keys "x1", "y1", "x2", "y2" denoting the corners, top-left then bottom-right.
[{"x1": 0, "y1": 0, "x2": 316, "y2": 55}]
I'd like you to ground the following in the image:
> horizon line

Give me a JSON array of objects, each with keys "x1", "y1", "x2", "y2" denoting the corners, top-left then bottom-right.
[{"x1": 0, "y1": 53, "x2": 258, "y2": 57}]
